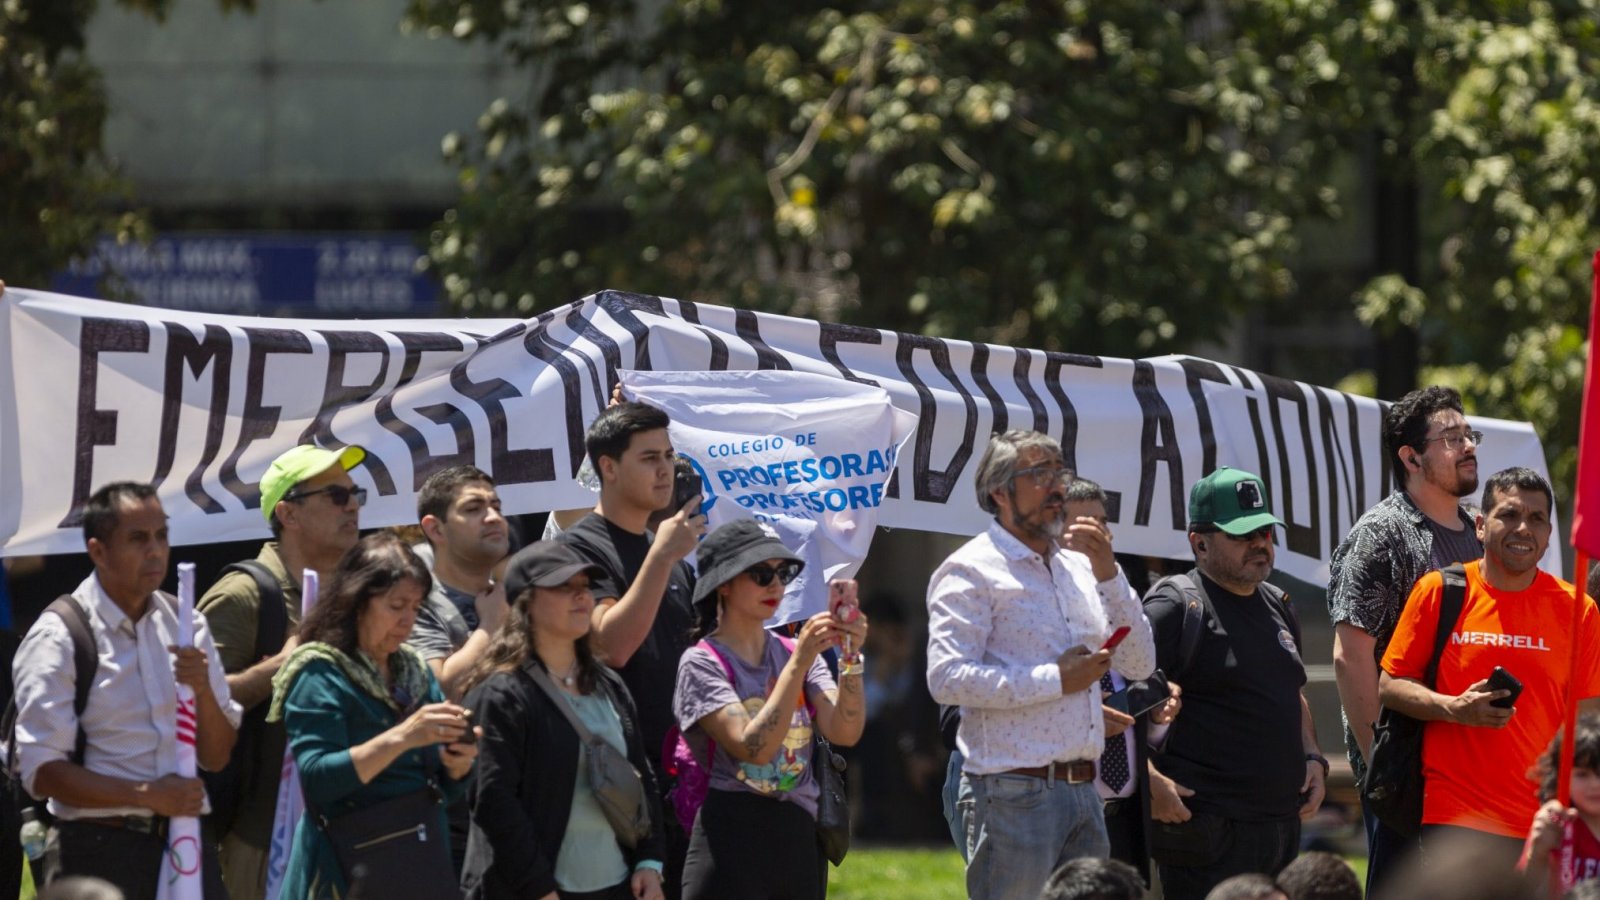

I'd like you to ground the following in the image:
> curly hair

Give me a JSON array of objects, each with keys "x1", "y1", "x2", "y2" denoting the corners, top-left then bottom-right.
[
  {"x1": 297, "y1": 532, "x2": 433, "y2": 657},
  {"x1": 1382, "y1": 385, "x2": 1463, "y2": 484}
]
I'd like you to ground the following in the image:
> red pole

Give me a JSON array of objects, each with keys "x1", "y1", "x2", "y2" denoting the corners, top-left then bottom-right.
[{"x1": 1559, "y1": 551, "x2": 1590, "y2": 808}]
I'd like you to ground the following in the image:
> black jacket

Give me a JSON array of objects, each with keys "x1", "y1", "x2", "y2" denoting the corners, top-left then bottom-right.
[{"x1": 461, "y1": 660, "x2": 665, "y2": 899}]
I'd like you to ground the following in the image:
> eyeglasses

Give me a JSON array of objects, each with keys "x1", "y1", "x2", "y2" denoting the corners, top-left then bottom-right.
[
  {"x1": 743, "y1": 561, "x2": 802, "y2": 587},
  {"x1": 1420, "y1": 430, "x2": 1483, "y2": 452},
  {"x1": 1012, "y1": 465, "x2": 1075, "y2": 489},
  {"x1": 285, "y1": 484, "x2": 368, "y2": 508}
]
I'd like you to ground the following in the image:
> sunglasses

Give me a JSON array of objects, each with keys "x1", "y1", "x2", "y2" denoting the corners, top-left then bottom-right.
[
  {"x1": 285, "y1": 484, "x2": 368, "y2": 508},
  {"x1": 743, "y1": 561, "x2": 802, "y2": 587}
]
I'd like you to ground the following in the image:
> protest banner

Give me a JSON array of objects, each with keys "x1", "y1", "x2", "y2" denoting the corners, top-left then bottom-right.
[
  {"x1": 0, "y1": 287, "x2": 1557, "y2": 585},
  {"x1": 623, "y1": 370, "x2": 917, "y2": 625}
]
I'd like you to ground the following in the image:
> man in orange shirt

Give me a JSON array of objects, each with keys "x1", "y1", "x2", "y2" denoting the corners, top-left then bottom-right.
[{"x1": 1380, "y1": 466, "x2": 1600, "y2": 863}]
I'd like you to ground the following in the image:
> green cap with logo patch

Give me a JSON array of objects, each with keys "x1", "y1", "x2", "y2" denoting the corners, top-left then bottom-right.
[
  {"x1": 1188, "y1": 466, "x2": 1284, "y2": 535},
  {"x1": 259, "y1": 444, "x2": 367, "y2": 522}
]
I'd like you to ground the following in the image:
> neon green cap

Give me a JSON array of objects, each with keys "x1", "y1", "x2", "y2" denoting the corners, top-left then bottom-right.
[{"x1": 259, "y1": 444, "x2": 367, "y2": 522}]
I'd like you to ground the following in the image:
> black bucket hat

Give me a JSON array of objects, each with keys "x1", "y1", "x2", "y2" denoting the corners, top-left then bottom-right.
[
  {"x1": 502, "y1": 540, "x2": 605, "y2": 602},
  {"x1": 691, "y1": 519, "x2": 804, "y2": 604}
]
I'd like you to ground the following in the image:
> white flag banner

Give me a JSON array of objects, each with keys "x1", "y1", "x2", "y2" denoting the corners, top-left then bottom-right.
[
  {"x1": 623, "y1": 370, "x2": 918, "y2": 626},
  {"x1": 0, "y1": 288, "x2": 1560, "y2": 585},
  {"x1": 263, "y1": 568, "x2": 317, "y2": 900},
  {"x1": 159, "y1": 563, "x2": 204, "y2": 900}
]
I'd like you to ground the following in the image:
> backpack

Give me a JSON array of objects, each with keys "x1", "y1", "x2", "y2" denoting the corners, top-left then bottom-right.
[
  {"x1": 1362, "y1": 563, "x2": 1469, "y2": 839},
  {"x1": 1150, "y1": 570, "x2": 1299, "y2": 681},
  {"x1": 200, "y1": 560, "x2": 289, "y2": 834},
  {"x1": 2, "y1": 595, "x2": 98, "y2": 824},
  {"x1": 661, "y1": 635, "x2": 809, "y2": 832}
]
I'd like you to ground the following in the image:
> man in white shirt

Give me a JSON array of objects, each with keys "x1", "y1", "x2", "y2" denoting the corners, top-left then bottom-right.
[
  {"x1": 13, "y1": 482, "x2": 240, "y2": 899},
  {"x1": 927, "y1": 431, "x2": 1156, "y2": 900}
]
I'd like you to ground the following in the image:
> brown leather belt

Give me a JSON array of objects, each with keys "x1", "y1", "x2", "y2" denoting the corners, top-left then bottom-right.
[
  {"x1": 69, "y1": 814, "x2": 169, "y2": 838},
  {"x1": 1005, "y1": 760, "x2": 1095, "y2": 784}
]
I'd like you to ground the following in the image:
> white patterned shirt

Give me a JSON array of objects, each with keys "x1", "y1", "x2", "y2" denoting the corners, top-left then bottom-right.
[
  {"x1": 926, "y1": 521, "x2": 1155, "y2": 775},
  {"x1": 13, "y1": 574, "x2": 241, "y2": 819}
]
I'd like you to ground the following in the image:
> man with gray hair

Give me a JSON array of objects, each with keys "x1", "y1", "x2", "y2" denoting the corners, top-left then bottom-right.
[{"x1": 927, "y1": 430, "x2": 1155, "y2": 900}]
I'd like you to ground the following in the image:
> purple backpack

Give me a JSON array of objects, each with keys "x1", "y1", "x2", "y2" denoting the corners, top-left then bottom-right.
[{"x1": 662, "y1": 635, "x2": 806, "y2": 831}]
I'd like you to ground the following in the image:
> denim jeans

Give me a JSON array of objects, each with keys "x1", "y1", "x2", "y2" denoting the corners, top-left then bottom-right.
[
  {"x1": 1360, "y1": 786, "x2": 1416, "y2": 899},
  {"x1": 964, "y1": 771, "x2": 1110, "y2": 900},
  {"x1": 941, "y1": 749, "x2": 973, "y2": 862}
]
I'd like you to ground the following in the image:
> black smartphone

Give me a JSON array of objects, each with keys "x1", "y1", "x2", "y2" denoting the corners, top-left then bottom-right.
[
  {"x1": 455, "y1": 709, "x2": 478, "y2": 745},
  {"x1": 672, "y1": 458, "x2": 703, "y2": 512},
  {"x1": 1486, "y1": 666, "x2": 1523, "y2": 709},
  {"x1": 1104, "y1": 670, "x2": 1172, "y2": 719}
]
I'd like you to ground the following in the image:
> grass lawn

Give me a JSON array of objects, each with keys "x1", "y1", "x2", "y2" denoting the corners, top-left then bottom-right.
[{"x1": 828, "y1": 845, "x2": 967, "y2": 899}]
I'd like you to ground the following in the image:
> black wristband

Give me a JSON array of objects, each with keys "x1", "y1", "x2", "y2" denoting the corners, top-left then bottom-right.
[{"x1": 1305, "y1": 753, "x2": 1329, "y2": 778}]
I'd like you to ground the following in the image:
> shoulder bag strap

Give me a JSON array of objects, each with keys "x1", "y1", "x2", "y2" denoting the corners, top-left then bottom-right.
[
  {"x1": 524, "y1": 664, "x2": 603, "y2": 745},
  {"x1": 1424, "y1": 564, "x2": 1470, "y2": 688}
]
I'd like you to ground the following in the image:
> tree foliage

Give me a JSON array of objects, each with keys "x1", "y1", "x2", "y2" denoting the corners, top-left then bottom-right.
[
  {"x1": 408, "y1": 0, "x2": 1600, "y2": 498},
  {"x1": 0, "y1": 0, "x2": 253, "y2": 287},
  {"x1": 405, "y1": 0, "x2": 1376, "y2": 352}
]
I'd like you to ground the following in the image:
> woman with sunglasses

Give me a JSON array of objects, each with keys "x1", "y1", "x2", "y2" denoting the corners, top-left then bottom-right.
[
  {"x1": 269, "y1": 532, "x2": 479, "y2": 899},
  {"x1": 673, "y1": 520, "x2": 869, "y2": 900},
  {"x1": 457, "y1": 540, "x2": 666, "y2": 900}
]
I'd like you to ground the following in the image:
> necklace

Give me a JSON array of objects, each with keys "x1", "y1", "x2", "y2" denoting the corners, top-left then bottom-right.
[{"x1": 559, "y1": 661, "x2": 578, "y2": 687}]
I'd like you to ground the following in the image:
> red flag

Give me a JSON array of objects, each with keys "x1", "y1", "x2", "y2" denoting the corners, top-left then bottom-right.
[
  {"x1": 1571, "y1": 250, "x2": 1600, "y2": 557},
  {"x1": 1558, "y1": 250, "x2": 1600, "y2": 807}
]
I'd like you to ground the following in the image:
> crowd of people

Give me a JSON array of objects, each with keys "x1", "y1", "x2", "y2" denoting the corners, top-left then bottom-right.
[{"x1": 2, "y1": 323, "x2": 1598, "y2": 900}]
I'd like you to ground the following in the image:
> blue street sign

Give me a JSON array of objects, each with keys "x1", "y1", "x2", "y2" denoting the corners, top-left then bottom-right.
[{"x1": 52, "y1": 233, "x2": 443, "y2": 318}]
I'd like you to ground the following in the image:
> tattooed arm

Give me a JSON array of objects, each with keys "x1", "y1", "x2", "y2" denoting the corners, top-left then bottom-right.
[
  {"x1": 697, "y1": 615, "x2": 837, "y2": 766},
  {"x1": 811, "y1": 610, "x2": 869, "y2": 747}
]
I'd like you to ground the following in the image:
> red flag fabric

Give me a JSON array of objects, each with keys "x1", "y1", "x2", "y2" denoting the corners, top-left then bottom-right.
[{"x1": 1571, "y1": 250, "x2": 1600, "y2": 558}]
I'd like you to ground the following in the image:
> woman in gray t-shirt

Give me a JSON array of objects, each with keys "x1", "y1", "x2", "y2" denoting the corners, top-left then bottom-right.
[{"x1": 672, "y1": 520, "x2": 869, "y2": 900}]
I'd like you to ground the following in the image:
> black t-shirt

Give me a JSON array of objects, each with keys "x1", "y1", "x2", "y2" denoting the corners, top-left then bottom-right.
[
  {"x1": 557, "y1": 512, "x2": 696, "y2": 759},
  {"x1": 1145, "y1": 571, "x2": 1307, "y2": 821}
]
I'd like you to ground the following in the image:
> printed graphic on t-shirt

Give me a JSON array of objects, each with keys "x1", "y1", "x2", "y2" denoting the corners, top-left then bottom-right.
[{"x1": 734, "y1": 697, "x2": 811, "y2": 793}]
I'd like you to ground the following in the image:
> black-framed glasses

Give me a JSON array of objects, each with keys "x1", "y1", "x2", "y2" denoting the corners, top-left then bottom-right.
[
  {"x1": 285, "y1": 484, "x2": 368, "y2": 508},
  {"x1": 1012, "y1": 465, "x2": 1074, "y2": 489},
  {"x1": 743, "y1": 561, "x2": 802, "y2": 587},
  {"x1": 1420, "y1": 430, "x2": 1483, "y2": 452}
]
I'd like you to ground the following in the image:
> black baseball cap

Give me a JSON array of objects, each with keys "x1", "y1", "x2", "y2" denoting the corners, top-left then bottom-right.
[
  {"x1": 691, "y1": 519, "x2": 804, "y2": 604},
  {"x1": 502, "y1": 540, "x2": 604, "y2": 601}
]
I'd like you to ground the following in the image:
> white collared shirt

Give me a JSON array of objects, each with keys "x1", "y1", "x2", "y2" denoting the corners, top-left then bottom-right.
[
  {"x1": 927, "y1": 521, "x2": 1156, "y2": 774},
  {"x1": 12, "y1": 574, "x2": 242, "y2": 819}
]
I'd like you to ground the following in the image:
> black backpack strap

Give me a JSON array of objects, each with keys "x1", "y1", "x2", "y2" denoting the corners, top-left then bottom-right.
[
  {"x1": 6, "y1": 596, "x2": 97, "y2": 769},
  {"x1": 1424, "y1": 564, "x2": 1469, "y2": 688},
  {"x1": 221, "y1": 560, "x2": 289, "y2": 660},
  {"x1": 1169, "y1": 572, "x2": 1209, "y2": 680}
]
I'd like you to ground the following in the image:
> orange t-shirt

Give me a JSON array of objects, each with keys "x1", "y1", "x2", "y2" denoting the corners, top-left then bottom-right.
[{"x1": 1381, "y1": 560, "x2": 1600, "y2": 837}]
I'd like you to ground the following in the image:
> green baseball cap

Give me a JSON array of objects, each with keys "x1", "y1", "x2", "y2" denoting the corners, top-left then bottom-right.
[
  {"x1": 1188, "y1": 467, "x2": 1284, "y2": 535},
  {"x1": 259, "y1": 444, "x2": 367, "y2": 522}
]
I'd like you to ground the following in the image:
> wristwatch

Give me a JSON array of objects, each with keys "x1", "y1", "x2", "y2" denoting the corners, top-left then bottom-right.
[{"x1": 1305, "y1": 753, "x2": 1329, "y2": 777}]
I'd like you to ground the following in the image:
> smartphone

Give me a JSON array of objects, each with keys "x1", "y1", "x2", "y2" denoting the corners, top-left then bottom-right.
[
  {"x1": 672, "y1": 459, "x2": 703, "y2": 512},
  {"x1": 1486, "y1": 666, "x2": 1523, "y2": 709},
  {"x1": 828, "y1": 580, "x2": 860, "y2": 623},
  {"x1": 454, "y1": 709, "x2": 478, "y2": 745},
  {"x1": 1100, "y1": 625, "x2": 1132, "y2": 652},
  {"x1": 1104, "y1": 671, "x2": 1172, "y2": 718}
]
